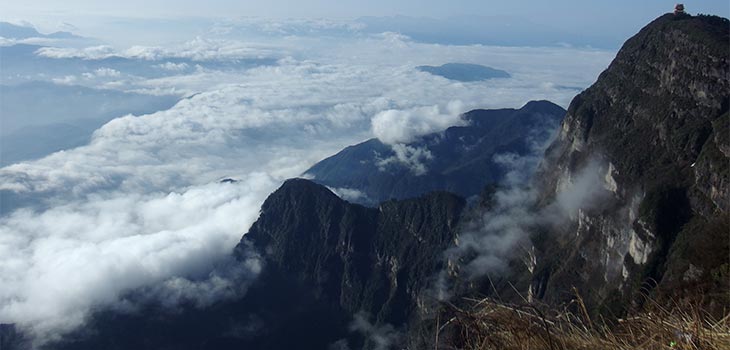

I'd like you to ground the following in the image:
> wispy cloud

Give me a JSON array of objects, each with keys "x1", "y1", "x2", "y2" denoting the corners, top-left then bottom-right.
[
  {"x1": 440, "y1": 153, "x2": 613, "y2": 298},
  {"x1": 350, "y1": 313, "x2": 402, "y2": 350},
  {"x1": 327, "y1": 186, "x2": 372, "y2": 203},
  {"x1": 376, "y1": 143, "x2": 434, "y2": 176}
]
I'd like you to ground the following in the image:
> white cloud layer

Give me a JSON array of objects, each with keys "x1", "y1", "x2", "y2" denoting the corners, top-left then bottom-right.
[
  {"x1": 371, "y1": 102, "x2": 465, "y2": 145},
  {"x1": 0, "y1": 177, "x2": 273, "y2": 340},
  {"x1": 35, "y1": 37, "x2": 280, "y2": 61},
  {"x1": 0, "y1": 21, "x2": 616, "y2": 343}
]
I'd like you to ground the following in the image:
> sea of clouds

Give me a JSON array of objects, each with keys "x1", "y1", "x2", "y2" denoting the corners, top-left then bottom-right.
[{"x1": 0, "y1": 18, "x2": 615, "y2": 341}]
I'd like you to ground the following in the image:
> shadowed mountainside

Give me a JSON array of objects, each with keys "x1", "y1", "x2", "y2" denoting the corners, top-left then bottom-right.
[
  {"x1": 305, "y1": 100, "x2": 565, "y2": 205},
  {"x1": 44, "y1": 179, "x2": 468, "y2": 349},
  {"x1": 524, "y1": 13, "x2": 729, "y2": 315}
]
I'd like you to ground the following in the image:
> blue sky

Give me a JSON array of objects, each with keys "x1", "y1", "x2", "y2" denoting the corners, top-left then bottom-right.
[
  {"x1": 2, "y1": 0, "x2": 728, "y2": 19},
  {"x1": 3, "y1": 1, "x2": 728, "y2": 36}
]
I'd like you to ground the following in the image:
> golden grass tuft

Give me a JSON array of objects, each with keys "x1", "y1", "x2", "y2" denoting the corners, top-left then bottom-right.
[{"x1": 430, "y1": 291, "x2": 730, "y2": 350}]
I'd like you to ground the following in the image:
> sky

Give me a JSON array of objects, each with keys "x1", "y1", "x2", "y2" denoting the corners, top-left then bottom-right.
[
  {"x1": 1, "y1": 0, "x2": 728, "y2": 48},
  {"x1": 3, "y1": 0, "x2": 728, "y2": 19}
]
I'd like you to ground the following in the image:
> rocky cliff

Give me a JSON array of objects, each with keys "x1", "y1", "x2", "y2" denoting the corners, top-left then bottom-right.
[
  {"x1": 530, "y1": 13, "x2": 729, "y2": 314},
  {"x1": 239, "y1": 179, "x2": 466, "y2": 338}
]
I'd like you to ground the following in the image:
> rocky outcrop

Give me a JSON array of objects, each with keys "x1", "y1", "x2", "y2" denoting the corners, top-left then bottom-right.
[
  {"x1": 531, "y1": 13, "x2": 729, "y2": 314},
  {"x1": 240, "y1": 178, "x2": 466, "y2": 328},
  {"x1": 0, "y1": 324, "x2": 28, "y2": 350}
]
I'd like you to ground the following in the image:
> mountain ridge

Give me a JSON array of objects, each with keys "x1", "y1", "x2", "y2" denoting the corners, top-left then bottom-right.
[{"x1": 305, "y1": 100, "x2": 565, "y2": 205}]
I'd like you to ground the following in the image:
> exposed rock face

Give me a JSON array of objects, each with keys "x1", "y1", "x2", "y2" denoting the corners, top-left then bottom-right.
[
  {"x1": 240, "y1": 178, "x2": 466, "y2": 328},
  {"x1": 306, "y1": 100, "x2": 565, "y2": 205},
  {"x1": 531, "y1": 14, "x2": 729, "y2": 313},
  {"x1": 0, "y1": 324, "x2": 28, "y2": 350}
]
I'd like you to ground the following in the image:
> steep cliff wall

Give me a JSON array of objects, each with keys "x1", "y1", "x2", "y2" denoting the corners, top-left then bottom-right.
[
  {"x1": 240, "y1": 178, "x2": 466, "y2": 327},
  {"x1": 532, "y1": 13, "x2": 729, "y2": 313}
]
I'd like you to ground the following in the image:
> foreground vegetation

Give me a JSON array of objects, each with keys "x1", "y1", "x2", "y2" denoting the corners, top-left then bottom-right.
[{"x1": 427, "y1": 291, "x2": 730, "y2": 350}]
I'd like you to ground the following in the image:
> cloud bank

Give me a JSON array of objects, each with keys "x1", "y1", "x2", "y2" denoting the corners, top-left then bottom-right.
[
  {"x1": 0, "y1": 176, "x2": 274, "y2": 340},
  {"x1": 35, "y1": 37, "x2": 279, "y2": 62}
]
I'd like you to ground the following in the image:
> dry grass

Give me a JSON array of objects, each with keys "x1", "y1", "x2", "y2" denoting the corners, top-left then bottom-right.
[{"x1": 430, "y1": 291, "x2": 730, "y2": 350}]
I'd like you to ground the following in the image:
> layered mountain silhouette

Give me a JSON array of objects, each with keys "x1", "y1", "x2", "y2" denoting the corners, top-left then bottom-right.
[
  {"x1": 0, "y1": 82, "x2": 179, "y2": 166},
  {"x1": 305, "y1": 100, "x2": 565, "y2": 205},
  {"x1": 0, "y1": 22, "x2": 84, "y2": 40},
  {"x1": 13, "y1": 12, "x2": 728, "y2": 350}
]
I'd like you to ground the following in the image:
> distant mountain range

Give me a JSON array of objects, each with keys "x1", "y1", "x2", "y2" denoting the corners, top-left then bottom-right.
[
  {"x1": 416, "y1": 63, "x2": 510, "y2": 82},
  {"x1": 305, "y1": 100, "x2": 564, "y2": 205},
  {"x1": 0, "y1": 22, "x2": 84, "y2": 40},
  {"x1": 0, "y1": 81, "x2": 179, "y2": 166}
]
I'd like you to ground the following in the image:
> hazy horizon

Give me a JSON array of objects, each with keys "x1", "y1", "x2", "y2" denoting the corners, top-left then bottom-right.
[{"x1": 2, "y1": 1, "x2": 728, "y2": 48}]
